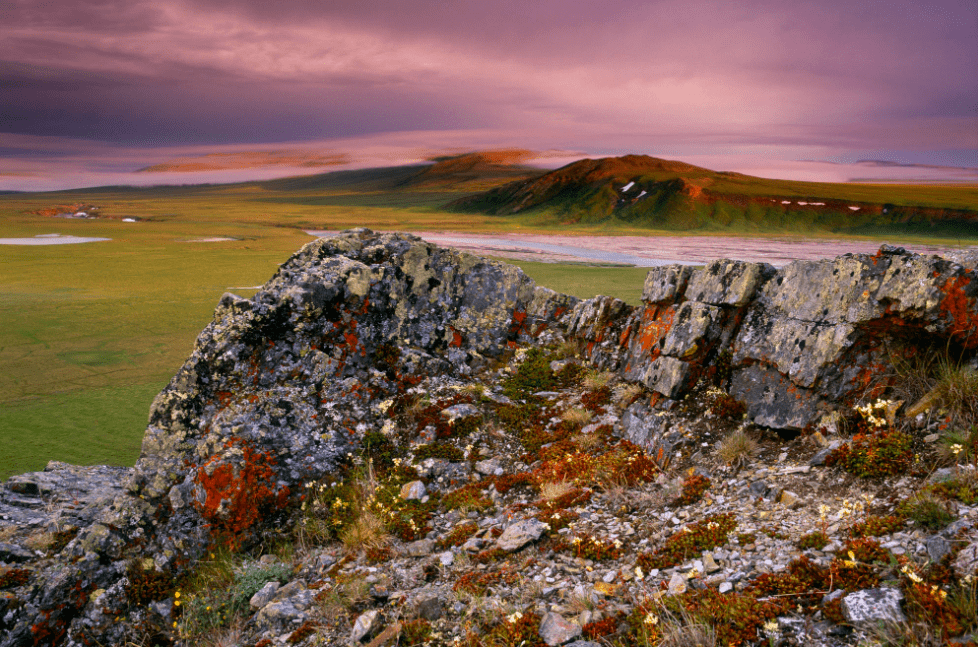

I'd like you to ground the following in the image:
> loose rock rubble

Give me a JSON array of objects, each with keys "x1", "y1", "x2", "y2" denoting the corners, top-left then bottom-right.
[{"x1": 1, "y1": 229, "x2": 977, "y2": 647}]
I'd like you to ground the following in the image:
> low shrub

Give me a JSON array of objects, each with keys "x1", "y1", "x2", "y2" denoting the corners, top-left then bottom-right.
[
  {"x1": 825, "y1": 430, "x2": 913, "y2": 478},
  {"x1": 636, "y1": 514, "x2": 736, "y2": 570},
  {"x1": 675, "y1": 473, "x2": 710, "y2": 506},
  {"x1": 797, "y1": 531, "x2": 829, "y2": 550}
]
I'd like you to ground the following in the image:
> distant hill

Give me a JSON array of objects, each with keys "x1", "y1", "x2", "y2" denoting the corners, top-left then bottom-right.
[
  {"x1": 399, "y1": 150, "x2": 543, "y2": 191},
  {"x1": 446, "y1": 154, "x2": 978, "y2": 234}
]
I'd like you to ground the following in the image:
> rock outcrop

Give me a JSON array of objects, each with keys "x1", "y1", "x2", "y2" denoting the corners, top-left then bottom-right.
[
  {"x1": 1, "y1": 229, "x2": 977, "y2": 647},
  {"x1": 570, "y1": 244, "x2": 978, "y2": 431}
]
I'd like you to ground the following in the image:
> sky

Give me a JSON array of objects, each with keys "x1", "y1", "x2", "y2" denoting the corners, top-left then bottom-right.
[{"x1": 1, "y1": 0, "x2": 977, "y2": 191}]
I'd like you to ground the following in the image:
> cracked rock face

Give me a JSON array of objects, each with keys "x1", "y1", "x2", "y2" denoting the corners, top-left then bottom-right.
[{"x1": 568, "y1": 245, "x2": 978, "y2": 430}]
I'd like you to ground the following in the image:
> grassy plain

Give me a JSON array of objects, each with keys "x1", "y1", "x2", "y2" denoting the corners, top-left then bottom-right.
[{"x1": 1, "y1": 169, "x2": 976, "y2": 479}]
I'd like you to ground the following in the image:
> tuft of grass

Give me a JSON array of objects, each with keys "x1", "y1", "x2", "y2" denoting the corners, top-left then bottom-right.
[
  {"x1": 570, "y1": 432, "x2": 604, "y2": 453},
  {"x1": 316, "y1": 574, "x2": 371, "y2": 619},
  {"x1": 538, "y1": 479, "x2": 576, "y2": 501},
  {"x1": 561, "y1": 407, "x2": 593, "y2": 428},
  {"x1": 582, "y1": 369, "x2": 615, "y2": 391},
  {"x1": 614, "y1": 382, "x2": 645, "y2": 406},
  {"x1": 715, "y1": 429, "x2": 759, "y2": 467},
  {"x1": 555, "y1": 339, "x2": 582, "y2": 359},
  {"x1": 898, "y1": 491, "x2": 956, "y2": 530},
  {"x1": 937, "y1": 425, "x2": 978, "y2": 466},
  {"x1": 932, "y1": 361, "x2": 978, "y2": 427},
  {"x1": 339, "y1": 510, "x2": 391, "y2": 554}
]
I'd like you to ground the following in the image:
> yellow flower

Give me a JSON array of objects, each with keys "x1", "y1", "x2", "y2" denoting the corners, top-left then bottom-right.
[{"x1": 174, "y1": 591, "x2": 181, "y2": 598}]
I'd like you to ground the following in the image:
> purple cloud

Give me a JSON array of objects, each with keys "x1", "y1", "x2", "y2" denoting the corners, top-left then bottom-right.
[{"x1": 1, "y1": 0, "x2": 975, "y2": 189}]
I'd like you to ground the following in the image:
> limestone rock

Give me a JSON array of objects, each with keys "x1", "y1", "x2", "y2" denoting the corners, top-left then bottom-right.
[
  {"x1": 351, "y1": 609, "x2": 382, "y2": 643},
  {"x1": 0, "y1": 543, "x2": 32, "y2": 564},
  {"x1": 953, "y1": 541, "x2": 978, "y2": 579},
  {"x1": 841, "y1": 588, "x2": 906, "y2": 625},
  {"x1": 496, "y1": 518, "x2": 548, "y2": 552},
  {"x1": 642, "y1": 265, "x2": 692, "y2": 304},
  {"x1": 399, "y1": 480, "x2": 427, "y2": 501},
  {"x1": 539, "y1": 611, "x2": 582, "y2": 646},
  {"x1": 684, "y1": 259, "x2": 774, "y2": 307},
  {"x1": 250, "y1": 581, "x2": 280, "y2": 610}
]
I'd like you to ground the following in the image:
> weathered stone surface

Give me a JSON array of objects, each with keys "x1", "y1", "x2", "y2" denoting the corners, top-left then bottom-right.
[
  {"x1": 0, "y1": 543, "x2": 32, "y2": 563},
  {"x1": 249, "y1": 581, "x2": 280, "y2": 610},
  {"x1": 642, "y1": 265, "x2": 692, "y2": 304},
  {"x1": 616, "y1": 401, "x2": 684, "y2": 461},
  {"x1": 729, "y1": 249, "x2": 978, "y2": 428},
  {"x1": 841, "y1": 588, "x2": 906, "y2": 624},
  {"x1": 351, "y1": 609, "x2": 382, "y2": 642},
  {"x1": 399, "y1": 480, "x2": 427, "y2": 501},
  {"x1": 539, "y1": 611, "x2": 582, "y2": 646},
  {"x1": 414, "y1": 591, "x2": 445, "y2": 621},
  {"x1": 685, "y1": 259, "x2": 774, "y2": 307},
  {"x1": 496, "y1": 518, "x2": 548, "y2": 552},
  {"x1": 0, "y1": 462, "x2": 132, "y2": 530},
  {"x1": 440, "y1": 403, "x2": 481, "y2": 423},
  {"x1": 642, "y1": 355, "x2": 692, "y2": 399},
  {"x1": 730, "y1": 363, "x2": 821, "y2": 430},
  {"x1": 660, "y1": 302, "x2": 723, "y2": 358},
  {"x1": 953, "y1": 540, "x2": 978, "y2": 579}
]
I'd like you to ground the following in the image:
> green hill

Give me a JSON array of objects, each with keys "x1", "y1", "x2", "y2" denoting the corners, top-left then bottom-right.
[{"x1": 446, "y1": 154, "x2": 978, "y2": 235}]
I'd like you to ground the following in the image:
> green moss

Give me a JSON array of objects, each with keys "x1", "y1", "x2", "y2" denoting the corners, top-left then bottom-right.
[{"x1": 503, "y1": 347, "x2": 556, "y2": 398}]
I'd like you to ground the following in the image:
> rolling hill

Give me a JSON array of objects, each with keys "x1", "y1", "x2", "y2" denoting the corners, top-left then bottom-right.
[{"x1": 446, "y1": 154, "x2": 978, "y2": 235}]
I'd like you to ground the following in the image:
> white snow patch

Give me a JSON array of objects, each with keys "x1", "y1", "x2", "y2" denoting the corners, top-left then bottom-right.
[
  {"x1": 798, "y1": 201, "x2": 808, "y2": 205},
  {"x1": 122, "y1": 218, "x2": 137, "y2": 222},
  {"x1": 849, "y1": 206, "x2": 861, "y2": 211},
  {"x1": 0, "y1": 234, "x2": 111, "y2": 245},
  {"x1": 810, "y1": 202, "x2": 825, "y2": 206},
  {"x1": 781, "y1": 200, "x2": 792, "y2": 205},
  {"x1": 637, "y1": 190, "x2": 647, "y2": 198},
  {"x1": 621, "y1": 181, "x2": 635, "y2": 192}
]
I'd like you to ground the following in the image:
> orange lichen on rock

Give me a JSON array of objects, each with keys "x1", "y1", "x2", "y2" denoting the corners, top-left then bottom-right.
[
  {"x1": 938, "y1": 275, "x2": 978, "y2": 347},
  {"x1": 194, "y1": 439, "x2": 290, "y2": 548},
  {"x1": 630, "y1": 304, "x2": 676, "y2": 357}
]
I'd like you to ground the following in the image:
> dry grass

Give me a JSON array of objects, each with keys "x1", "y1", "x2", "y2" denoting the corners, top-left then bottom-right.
[
  {"x1": 206, "y1": 621, "x2": 245, "y2": 647},
  {"x1": 561, "y1": 407, "x2": 593, "y2": 428},
  {"x1": 583, "y1": 370, "x2": 615, "y2": 391},
  {"x1": 932, "y1": 361, "x2": 978, "y2": 428},
  {"x1": 614, "y1": 382, "x2": 645, "y2": 405},
  {"x1": 538, "y1": 479, "x2": 576, "y2": 501},
  {"x1": 20, "y1": 532, "x2": 54, "y2": 552},
  {"x1": 715, "y1": 429, "x2": 759, "y2": 467},
  {"x1": 317, "y1": 575, "x2": 372, "y2": 622},
  {"x1": 556, "y1": 339, "x2": 582, "y2": 359},
  {"x1": 340, "y1": 511, "x2": 390, "y2": 554},
  {"x1": 659, "y1": 621, "x2": 717, "y2": 647},
  {"x1": 460, "y1": 383, "x2": 487, "y2": 398},
  {"x1": 570, "y1": 432, "x2": 604, "y2": 453},
  {"x1": 864, "y1": 619, "x2": 946, "y2": 647}
]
